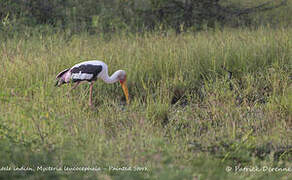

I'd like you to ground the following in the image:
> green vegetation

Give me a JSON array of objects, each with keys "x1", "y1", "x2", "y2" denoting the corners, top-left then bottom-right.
[
  {"x1": 0, "y1": 27, "x2": 291, "y2": 179},
  {"x1": 0, "y1": 0, "x2": 292, "y2": 179},
  {"x1": 1, "y1": 0, "x2": 291, "y2": 34}
]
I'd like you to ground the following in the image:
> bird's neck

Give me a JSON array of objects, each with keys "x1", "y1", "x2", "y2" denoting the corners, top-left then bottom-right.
[{"x1": 101, "y1": 70, "x2": 121, "y2": 84}]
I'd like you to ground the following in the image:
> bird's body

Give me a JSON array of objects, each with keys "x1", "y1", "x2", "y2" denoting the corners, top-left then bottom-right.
[
  {"x1": 56, "y1": 60, "x2": 106, "y2": 83},
  {"x1": 70, "y1": 61, "x2": 103, "y2": 82},
  {"x1": 55, "y1": 60, "x2": 129, "y2": 106}
]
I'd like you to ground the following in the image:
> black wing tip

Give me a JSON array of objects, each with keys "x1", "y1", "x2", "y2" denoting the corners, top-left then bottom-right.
[
  {"x1": 54, "y1": 80, "x2": 59, "y2": 86},
  {"x1": 56, "y1": 68, "x2": 70, "y2": 79}
]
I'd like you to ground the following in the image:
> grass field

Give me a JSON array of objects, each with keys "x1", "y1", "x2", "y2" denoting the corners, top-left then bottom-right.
[{"x1": 0, "y1": 27, "x2": 291, "y2": 179}]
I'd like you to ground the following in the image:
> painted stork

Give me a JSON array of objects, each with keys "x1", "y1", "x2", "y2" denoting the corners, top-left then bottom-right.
[{"x1": 55, "y1": 60, "x2": 129, "y2": 106}]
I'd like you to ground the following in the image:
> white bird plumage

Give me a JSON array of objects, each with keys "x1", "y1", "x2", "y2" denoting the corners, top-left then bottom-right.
[{"x1": 55, "y1": 60, "x2": 129, "y2": 106}]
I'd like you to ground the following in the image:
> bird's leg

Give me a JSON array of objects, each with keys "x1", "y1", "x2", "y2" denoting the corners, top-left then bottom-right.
[
  {"x1": 71, "y1": 82, "x2": 81, "y2": 91},
  {"x1": 66, "y1": 82, "x2": 80, "y2": 96},
  {"x1": 89, "y1": 82, "x2": 94, "y2": 107}
]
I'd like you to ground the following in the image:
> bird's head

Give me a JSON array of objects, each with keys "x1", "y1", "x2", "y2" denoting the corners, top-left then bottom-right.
[
  {"x1": 117, "y1": 70, "x2": 129, "y2": 104},
  {"x1": 118, "y1": 70, "x2": 127, "y2": 83}
]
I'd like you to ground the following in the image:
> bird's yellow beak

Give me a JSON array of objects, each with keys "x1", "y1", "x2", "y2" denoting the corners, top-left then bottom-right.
[{"x1": 120, "y1": 80, "x2": 129, "y2": 104}]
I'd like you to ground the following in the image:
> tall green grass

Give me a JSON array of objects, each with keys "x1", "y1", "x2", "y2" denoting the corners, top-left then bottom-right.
[{"x1": 0, "y1": 27, "x2": 291, "y2": 179}]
